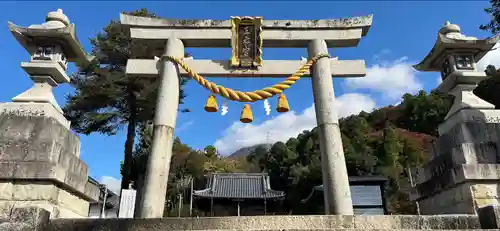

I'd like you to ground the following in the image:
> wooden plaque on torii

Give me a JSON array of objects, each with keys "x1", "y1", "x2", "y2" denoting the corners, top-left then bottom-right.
[{"x1": 230, "y1": 16, "x2": 263, "y2": 68}]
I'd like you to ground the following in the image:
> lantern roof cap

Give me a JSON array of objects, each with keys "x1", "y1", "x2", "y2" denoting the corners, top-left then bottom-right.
[
  {"x1": 414, "y1": 21, "x2": 499, "y2": 72},
  {"x1": 7, "y1": 9, "x2": 93, "y2": 68}
]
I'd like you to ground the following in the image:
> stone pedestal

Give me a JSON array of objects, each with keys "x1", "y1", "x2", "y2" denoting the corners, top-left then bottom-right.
[
  {"x1": 0, "y1": 103, "x2": 99, "y2": 218},
  {"x1": 410, "y1": 109, "x2": 500, "y2": 214},
  {"x1": 0, "y1": 207, "x2": 50, "y2": 231}
]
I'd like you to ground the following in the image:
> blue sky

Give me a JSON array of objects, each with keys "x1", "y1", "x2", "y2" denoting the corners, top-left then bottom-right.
[{"x1": 1, "y1": 1, "x2": 498, "y2": 192}]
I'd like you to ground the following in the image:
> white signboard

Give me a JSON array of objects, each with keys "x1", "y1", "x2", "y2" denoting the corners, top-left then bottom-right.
[{"x1": 118, "y1": 189, "x2": 137, "y2": 218}]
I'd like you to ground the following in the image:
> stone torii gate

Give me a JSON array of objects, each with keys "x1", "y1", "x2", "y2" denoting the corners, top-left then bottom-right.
[{"x1": 120, "y1": 14, "x2": 372, "y2": 218}]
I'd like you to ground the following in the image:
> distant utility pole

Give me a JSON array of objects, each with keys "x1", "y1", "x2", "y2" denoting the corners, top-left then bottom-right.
[
  {"x1": 407, "y1": 167, "x2": 421, "y2": 215},
  {"x1": 100, "y1": 184, "x2": 108, "y2": 218},
  {"x1": 189, "y1": 177, "x2": 194, "y2": 217},
  {"x1": 177, "y1": 193, "x2": 183, "y2": 217},
  {"x1": 266, "y1": 131, "x2": 271, "y2": 151}
]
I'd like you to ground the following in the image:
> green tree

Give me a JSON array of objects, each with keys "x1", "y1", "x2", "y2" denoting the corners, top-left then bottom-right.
[
  {"x1": 126, "y1": 121, "x2": 154, "y2": 184},
  {"x1": 396, "y1": 90, "x2": 452, "y2": 136},
  {"x1": 376, "y1": 123, "x2": 404, "y2": 190},
  {"x1": 340, "y1": 115, "x2": 373, "y2": 138},
  {"x1": 63, "y1": 9, "x2": 190, "y2": 191},
  {"x1": 128, "y1": 123, "x2": 195, "y2": 185},
  {"x1": 475, "y1": 1, "x2": 500, "y2": 106},
  {"x1": 203, "y1": 145, "x2": 218, "y2": 158},
  {"x1": 340, "y1": 116, "x2": 378, "y2": 175},
  {"x1": 247, "y1": 145, "x2": 270, "y2": 171},
  {"x1": 480, "y1": 0, "x2": 500, "y2": 34},
  {"x1": 400, "y1": 138, "x2": 425, "y2": 170}
]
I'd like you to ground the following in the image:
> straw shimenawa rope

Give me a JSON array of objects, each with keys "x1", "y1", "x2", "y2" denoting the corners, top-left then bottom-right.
[{"x1": 162, "y1": 53, "x2": 330, "y2": 102}]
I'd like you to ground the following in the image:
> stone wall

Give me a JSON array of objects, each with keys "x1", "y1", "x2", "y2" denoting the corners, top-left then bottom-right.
[
  {"x1": 0, "y1": 112, "x2": 99, "y2": 218},
  {"x1": 412, "y1": 164, "x2": 500, "y2": 214},
  {"x1": 410, "y1": 109, "x2": 500, "y2": 214},
  {"x1": 416, "y1": 182, "x2": 500, "y2": 214},
  {"x1": 45, "y1": 214, "x2": 481, "y2": 230},
  {"x1": 0, "y1": 207, "x2": 49, "y2": 231},
  {"x1": 1, "y1": 206, "x2": 500, "y2": 231},
  {"x1": 0, "y1": 181, "x2": 91, "y2": 218}
]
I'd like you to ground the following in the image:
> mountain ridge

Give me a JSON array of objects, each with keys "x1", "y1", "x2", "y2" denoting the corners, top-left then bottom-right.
[{"x1": 228, "y1": 143, "x2": 273, "y2": 158}]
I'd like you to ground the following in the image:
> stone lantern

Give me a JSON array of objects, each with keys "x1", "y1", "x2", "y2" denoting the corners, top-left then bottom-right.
[
  {"x1": 4, "y1": 8, "x2": 92, "y2": 128},
  {"x1": 409, "y1": 21, "x2": 500, "y2": 215},
  {"x1": 414, "y1": 21, "x2": 498, "y2": 120},
  {"x1": 0, "y1": 9, "x2": 99, "y2": 218}
]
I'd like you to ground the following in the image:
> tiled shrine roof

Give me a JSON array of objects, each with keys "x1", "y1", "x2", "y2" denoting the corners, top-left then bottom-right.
[{"x1": 193, "y1": 173, "x2": 285, "y2": 199}]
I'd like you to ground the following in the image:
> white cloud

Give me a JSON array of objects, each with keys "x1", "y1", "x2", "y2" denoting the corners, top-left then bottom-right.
[
  {"x1": 100, "y1": 176, "x2": 122, "y2": 195},
  {"x1": 477, "y1": 42, "x2": 500, "y2": 72},
  {"x1": 344, "y1": 56, "x2": 422, "y2": 100},
  {"x1": 176, "y1": 121, "x2": 194, "y2": 132},
  {"x1": 372, "y1": 49, "x2": 391, "y2": 61},
  {"x1": 214, "y1": 93, "x2": 376, "y2": 155}
]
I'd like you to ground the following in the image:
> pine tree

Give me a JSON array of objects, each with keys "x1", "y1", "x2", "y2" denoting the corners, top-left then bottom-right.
[
  {"x1": 480, "y1": 0, "x2": 500, "y2": 34},
  {"x1": 63, "y1": 9, "x2": 190, "y2": 191},
  {"x1": 475, "y1": 0, "x2": 500, "y2": 106}
]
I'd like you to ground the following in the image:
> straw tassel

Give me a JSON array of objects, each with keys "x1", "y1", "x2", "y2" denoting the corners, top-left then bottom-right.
[
  {"x1": 240, "y1": 104, "x2": 253, "y2": 123},
  {"x1": 204, "y1": 95, "x2": 219, "y2": 112},
  {"x1": 276, "y1": 94, "x2": 290, "y2": 113}
]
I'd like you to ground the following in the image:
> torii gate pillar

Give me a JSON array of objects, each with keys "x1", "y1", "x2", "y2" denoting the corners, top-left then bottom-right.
[
  {"x1": 135, "y1": 38, "x2": 184, "y2": 218},
  {"x1": 309, "y1": 39, "x2": 353, "y2": 215}
]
